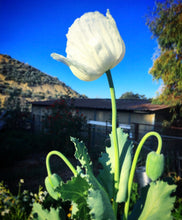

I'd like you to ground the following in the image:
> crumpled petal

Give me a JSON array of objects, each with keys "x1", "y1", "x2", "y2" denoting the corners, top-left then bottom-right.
[
  {"x1": 51, "y1": 53, "x2": 100, "y2": 81},
  {"x1": 51, "y1": 9, "x2": 125, "y2": 81}
]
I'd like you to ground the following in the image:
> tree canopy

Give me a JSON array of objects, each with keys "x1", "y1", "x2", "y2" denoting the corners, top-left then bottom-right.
[
  {"x1": 146, "y1": 0, "x2": 182, "y2": 108},
  {"x1": 119, "y1": 91, "x2": 148, "y2": 100}
]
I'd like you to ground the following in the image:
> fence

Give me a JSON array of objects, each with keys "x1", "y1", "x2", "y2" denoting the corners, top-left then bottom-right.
[{"x1": 87, "y1": 120, "x2": 182, "y2": 176}]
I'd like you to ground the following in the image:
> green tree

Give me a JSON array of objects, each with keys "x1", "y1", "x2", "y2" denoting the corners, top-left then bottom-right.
[
  {"x1": 146, "y1": 0, "x2": 182, "y2": 122},
  {"x1": 119, "y1": 91, "x2": 148, "y2": 100}
]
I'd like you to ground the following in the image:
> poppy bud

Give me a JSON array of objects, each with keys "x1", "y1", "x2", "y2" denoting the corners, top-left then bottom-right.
[
  {"x1": 45, "y1": 173, "x2": 62, "y2": 200},
  {"x1": 146, "y1": 151, "x2": 164, "y2": 181}
]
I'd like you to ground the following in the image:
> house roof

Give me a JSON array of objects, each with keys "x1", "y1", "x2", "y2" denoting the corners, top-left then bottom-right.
[{"x1": 31, "y1": 98, "x2": 169, "y2": 113}]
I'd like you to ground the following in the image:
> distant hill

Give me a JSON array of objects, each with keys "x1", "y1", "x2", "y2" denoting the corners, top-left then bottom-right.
[{"x1": 0, "y1": 54, "x2": 86, "y2": 110}]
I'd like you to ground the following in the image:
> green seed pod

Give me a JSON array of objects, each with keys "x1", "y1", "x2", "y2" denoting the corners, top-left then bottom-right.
[
  {"x1": 45, "y1": 173, "x2": 62, "y2": 200},
  {"x1": 146, "y1": 151, "x2": 164, "y2": 181}
]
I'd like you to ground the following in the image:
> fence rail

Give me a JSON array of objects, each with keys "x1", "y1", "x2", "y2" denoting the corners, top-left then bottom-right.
[{"x1": 86, "y1": 120, "x2": 182, "y2": 176}]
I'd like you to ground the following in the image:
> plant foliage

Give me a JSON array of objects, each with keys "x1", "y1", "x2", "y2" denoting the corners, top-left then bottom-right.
[
  {"x1": 138, "y1": 181, "x2": 176, "y2": 220},
  {"x1": 119, "y1": 92, "x2": 148, "y2": 100},
  {"x1": 31, "y1": 128, "x2": 177, "y2": 220},
  {"x1": 146, "y1": 0, "x2": 182, "y2": 116},
  {"x1": 43, "y1": 99, "x2": 87, "y2": 155}
]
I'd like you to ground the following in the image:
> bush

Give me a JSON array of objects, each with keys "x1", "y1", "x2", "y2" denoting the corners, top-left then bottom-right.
[
  {"x1": 0, "y1": 180, "x2": 71, "y2": 220},
  {"x1": 0, "y1": 98, "x2": 87, "y2": 165},
  {"x1": 43, "y1": 99, "x2": 87, "y2": 156},
  {"x1": 0, "y1": 180, "x2": 33, "y2": 220}
]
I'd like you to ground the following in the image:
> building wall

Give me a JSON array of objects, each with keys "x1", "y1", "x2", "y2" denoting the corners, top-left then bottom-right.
[
  {"x1": 76, "y1": 109, "x2": 111, "y2": 122},
  {"x1": 76, "y1": 108, "x2": 155, "y2": 140},
  {"x1": 32, "y1": 106, "x2": 50, "y2": 131},
  {"x1": 78, "y1": 108, "x2": 155, "y2": 125},
  {"x1": 32, "y1": 105, "x2": 156, "y2": 136}
]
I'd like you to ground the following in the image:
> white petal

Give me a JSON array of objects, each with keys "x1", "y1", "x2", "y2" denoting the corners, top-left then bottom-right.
[
  {"x1": 66, "y1": 11, "x2": 109, "y2": 72},
  {"x1": 51, "y1": 53, "x2": 71, "y2": 66},
  {"x1": 66, "y1": 10, "x2": 125, "y2": 72},
  {"x1": 51, "y1": 53, "x2": 103, "y2": 81},
  {"x1": 69, "y1": 65, "x2": 102, "y2": 81},
  {"x1": 51, "y1": 10, "x2": 125, "y2": 81}
]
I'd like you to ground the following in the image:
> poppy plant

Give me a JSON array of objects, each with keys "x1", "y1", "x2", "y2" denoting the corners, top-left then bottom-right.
[{"x1": 31, "y1": 9, "x2": 177, "y2": 220}]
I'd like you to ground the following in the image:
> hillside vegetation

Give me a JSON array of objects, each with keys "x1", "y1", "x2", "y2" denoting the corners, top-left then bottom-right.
[{"x1": 0, "y1": 54, "x2": 85, "y2": 110}]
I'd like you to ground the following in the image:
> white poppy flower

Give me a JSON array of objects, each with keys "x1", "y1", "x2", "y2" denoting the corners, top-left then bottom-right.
[{"x1": 51, "y1": 9, "x2": 125, "y2": 81}]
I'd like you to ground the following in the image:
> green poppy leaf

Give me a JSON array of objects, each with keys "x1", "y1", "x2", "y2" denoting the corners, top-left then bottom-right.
[
  {"x1": 32, "y1": 203, "x2": 65, "y2": 220},
  {"x1": 87, "y1": 188, "x2": 116, "y2": 220},
  {"x1": 58, "y1": 175, "x2": 90, "y2": 219},
  {"x1": 138, "y1": 181, "x2": 176, "y2": 220}
]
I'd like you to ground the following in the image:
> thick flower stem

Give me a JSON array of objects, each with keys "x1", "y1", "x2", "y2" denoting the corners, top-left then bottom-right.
[
  {"x1": 106, "y1": 70, "x2": 120, "y2": 216},
  {"x1": 123, "y1": 131, "x2": 162, "y2": 220},
  {"x1": 46, "y1": 150, "x2": 78, "y2": 177}
]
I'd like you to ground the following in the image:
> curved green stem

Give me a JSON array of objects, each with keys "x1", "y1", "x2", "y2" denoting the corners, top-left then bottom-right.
[
  {"x1": 123, "y1": 131, "x2": 162, "y2": 220},
  {"x1": 106, "y1": 70, "x2": 120, "y2": 215},
  {"x1": 46, "y1": 150, "x2": 78, "y2": 177}
]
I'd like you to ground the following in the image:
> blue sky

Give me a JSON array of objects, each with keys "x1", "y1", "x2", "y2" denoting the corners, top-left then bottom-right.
[{"x1": 1, "y1": 0, "x2": 163, "y2": 99}]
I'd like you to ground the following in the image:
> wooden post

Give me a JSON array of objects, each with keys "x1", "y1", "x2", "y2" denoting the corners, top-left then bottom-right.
[
  {"x1": 88, "y1": 124, "x2": 91, "y2": 150},
  {"x1": 134, "y1": 123, "x2": 139, "y2": 142}
]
